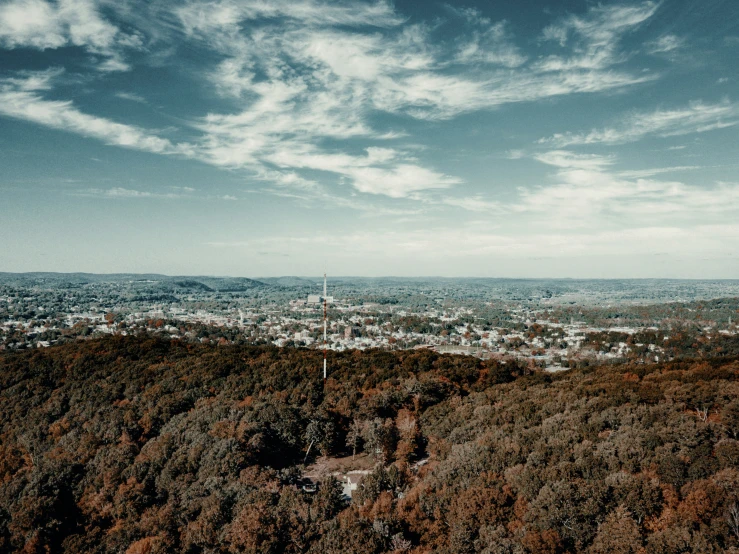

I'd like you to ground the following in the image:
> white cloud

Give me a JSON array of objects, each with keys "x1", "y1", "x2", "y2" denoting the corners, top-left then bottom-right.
[
  {"x1": 515, "y1": 151, "x2": 739, "y2": 228},
  {"x1": 441, "y1": 196, "x2": 504, "y2": 213},
  {"x1": 182, "y1": 20, "x2": 463, "y2": 199},
  {"x1": 347, "y1": 164, "x2": 460, "y2": 198},
  {"x1": 80, "y1": 187, "x2": 183, "y2": 198},
  {"x1": 60, "y1": 0, "x2": 120, "y2": 51},
  {"x1": 0, "y1": 0, "x2": 66, "y2": 49},
  {"x1": 647, "y1": 34, "x2": 682, "y2": 54},
  {"x1": 534, "y1": 150, "x2": 615, "y2": 170},
  {"x1": 299, "y1": 29, "x2": 434, "y2": 81},
  {"x1": 617, "y1": 165, "x2": 699, "y2": 178},
  {"x1": 97, "y1": 58, "x2": 131, "y2": 72},
  {"x1": 539, "y1": 100, "x2": 739, "y2": 146},
  {"x1": 0, "y1": 71, "x2": 192, "y2": 156},
  {"x1": 0, "y1": 0, "x2": 674, "y2": 208},
  {"x1": 176, "y1": 0, "x2": 402, "y2": 39},
  {"x1": 455, "y1": 20, "x2": 527, "y2": 68},
  {"x1": 206, "y1": 223, "x2": 739, "y2": 265},
  {"x1": 0, "y1": 66, "x2": 455, "y2": 202},
  {"x1": 79, "y1": 187, "x2": 243, "y2": 201},
  {"x1": 187, "y1": 0, "x2": 662, "y2": 132},
  {"x1": 261, "y1": 144, "x2": 459, "y2": 198},
  {"x1": 253, "y1": 167, "x2": 428, "y2": 213},
  {"x1": 1, "y1": 67, "x2": 63, "y2": 91},
  {"x1": 114, "y1": 91, "x2": 147, "y2": 103},
  {"x1": 256, "y1": 169, "x2": 321, "y2": 192},
  {"x1": 0, "y1": 0, "x2": 140, "y2": 70},
  {"x1": 538, "y1": 2, "x2": 658, "y2": 71}
]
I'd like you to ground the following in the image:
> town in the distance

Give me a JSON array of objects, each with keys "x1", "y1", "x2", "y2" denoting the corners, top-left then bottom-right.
[{"x1": 2, "y1": 272, "x2": 738, "y2": 370}]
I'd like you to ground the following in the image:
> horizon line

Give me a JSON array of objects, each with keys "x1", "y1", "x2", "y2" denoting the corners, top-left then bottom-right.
[{"x1": 1, "y1": 271, "x2": 738, "y2": 282}]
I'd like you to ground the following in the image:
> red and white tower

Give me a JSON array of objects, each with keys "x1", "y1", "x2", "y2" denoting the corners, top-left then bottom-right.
[{"x1": 322, "y1": 272, "x2": 327, "y2": 383}]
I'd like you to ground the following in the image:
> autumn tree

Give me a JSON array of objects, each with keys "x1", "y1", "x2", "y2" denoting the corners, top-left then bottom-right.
[{"x1": 588, "y1": 506, "x2": 642, "y2": 554}]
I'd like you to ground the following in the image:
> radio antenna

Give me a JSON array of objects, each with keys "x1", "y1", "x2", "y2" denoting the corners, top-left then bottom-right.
[{"x1": 323, "y1": 272, "x2": 327, "y2": 385}]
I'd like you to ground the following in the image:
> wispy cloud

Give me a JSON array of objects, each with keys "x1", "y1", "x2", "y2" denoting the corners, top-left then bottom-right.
[
  {"x1": 114, "y1": 91, "x2": 147, "y2": 103},
  {"x1": 253, "y1": 168, "x2": 425, "y2": 214},
  {"x1": 453, "y1": 15, "x2": 527, "y2": 68},
  {"x1": 1, "y1": 66, "x2": 63, "y2": 91},
  {"x1": 440, "y1": 195, "x2": 505, "y2": 213},
  {"x1": 538, "y1": 2, "x2": 658, "y2": 71},
  {"x1": 0, "y1": 0, "x2": 141, "y2": 70},
  {"x1": 617, "y1": 165, "x2": 699, "y2": 178},
  {"x1": 0, "y1": 0, "x2": 65, "y2": 49},
  {"x1": 0, "y1": 71, "x2": 192, "y2": 155},
  {"x1": 78, "y1": 187, "x2": 239, "y2": 201},
  {"x1": 539, "y1": 100, "x2": 739, "y2": 146},
  {"x1": 0, "y1": 1, "x2": 671, "y2": 206},
  {"x1": 647, "y1": 34, "x2": 683, "y2": 54},
  {"x1": 206, "y1": 223, "x2": 739, "y2": 265},
  {"x1": 79, "y1": 187, "x2": 184, "y2": 199},
  {"x1": 175, "y1": 0, "x2": 403, "y2": 33},
  {"x1": 347, "y1": 163, "x2": 461, "y2": 198},
  {"x1": 534, "y1": 150, "x2": 615, "y2": 170},
  {"x1": 514, "y1": 150, "x2": 739, "y2": 228},
  {"x1": 167, "y1": 1, "x2": 663, "y2": 199}
]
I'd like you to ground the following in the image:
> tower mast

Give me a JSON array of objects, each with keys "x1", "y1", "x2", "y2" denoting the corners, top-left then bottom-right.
[{"x1": 323, "y1": 273, "x2": 328, "y2": 384}]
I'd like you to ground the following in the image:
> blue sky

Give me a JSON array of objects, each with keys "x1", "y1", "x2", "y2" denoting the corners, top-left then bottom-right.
[{"x1": 0, "y1": 0, "x2": 738, "y2": 277}]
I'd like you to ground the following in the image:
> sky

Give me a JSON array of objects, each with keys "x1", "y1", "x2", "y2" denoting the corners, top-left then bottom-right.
[{"x1": 0, "y1": 0, "x2": 738, "y2": 278}]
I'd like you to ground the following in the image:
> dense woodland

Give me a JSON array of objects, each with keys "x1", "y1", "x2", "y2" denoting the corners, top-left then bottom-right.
[{"x1": 1, "y1": 336, "x2": 739, "y2": 553}]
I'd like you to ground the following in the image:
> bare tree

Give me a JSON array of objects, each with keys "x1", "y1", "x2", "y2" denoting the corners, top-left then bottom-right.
[
  {"x1": 390, "y1": 533, "x2": 412, "y2": 551},
  {"x1": 346, "y1": 418, "x2": 362, "y2": 460},
  {"x1": 728, "y1": 503, "x2": 739, "y2": 540},
  {"x1": 17, "y1": 433, "x2": 37, "y2": 467}
]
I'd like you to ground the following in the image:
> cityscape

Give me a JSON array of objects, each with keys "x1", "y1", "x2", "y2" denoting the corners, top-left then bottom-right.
[{"x1": 3, "y1": 272, "x2": 738, "y2": 370}]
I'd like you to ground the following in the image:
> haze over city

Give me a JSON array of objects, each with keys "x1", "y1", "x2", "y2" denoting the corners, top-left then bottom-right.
[{"x1": 1, "y1": 0, "x2": 738, "y2": 277}]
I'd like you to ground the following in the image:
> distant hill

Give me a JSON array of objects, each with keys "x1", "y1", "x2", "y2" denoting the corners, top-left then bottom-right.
[
  {"x1": 171, "y1": 279, "x2": 215, "y2": 292},
  {"x1": 0, "y1": 272, "x2": 170, "y2": 286},
  {"x1": 257, "y1": 276, "x2": 317, "y2": 287},
  {"x1": 0, "y1": 272, "x2": 271, "y2": 290},
  {"x1": 1, "y1": 335, "x2": 738, "y2": 553},
  {"x1": 185, "y1": 276, "x2": 269, "y2": 291}
]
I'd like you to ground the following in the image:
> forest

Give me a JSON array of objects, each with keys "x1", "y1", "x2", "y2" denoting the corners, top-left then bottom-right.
[{"x1": 1, "y1": 335, "x2": 739, "y2": 553}]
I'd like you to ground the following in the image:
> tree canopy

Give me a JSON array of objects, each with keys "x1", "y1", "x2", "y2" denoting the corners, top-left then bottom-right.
[{"x1": 1, "y1": 335, "x2": 738, "y2": 553}]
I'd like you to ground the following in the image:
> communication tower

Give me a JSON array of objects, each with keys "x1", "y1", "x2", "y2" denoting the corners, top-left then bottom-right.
[
  {"x1": 306, "y1": 273, "x2": 333, "y2": 383},
  {"x1": 323, "y1": 273, "x2": 327, "y2": 383}
]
